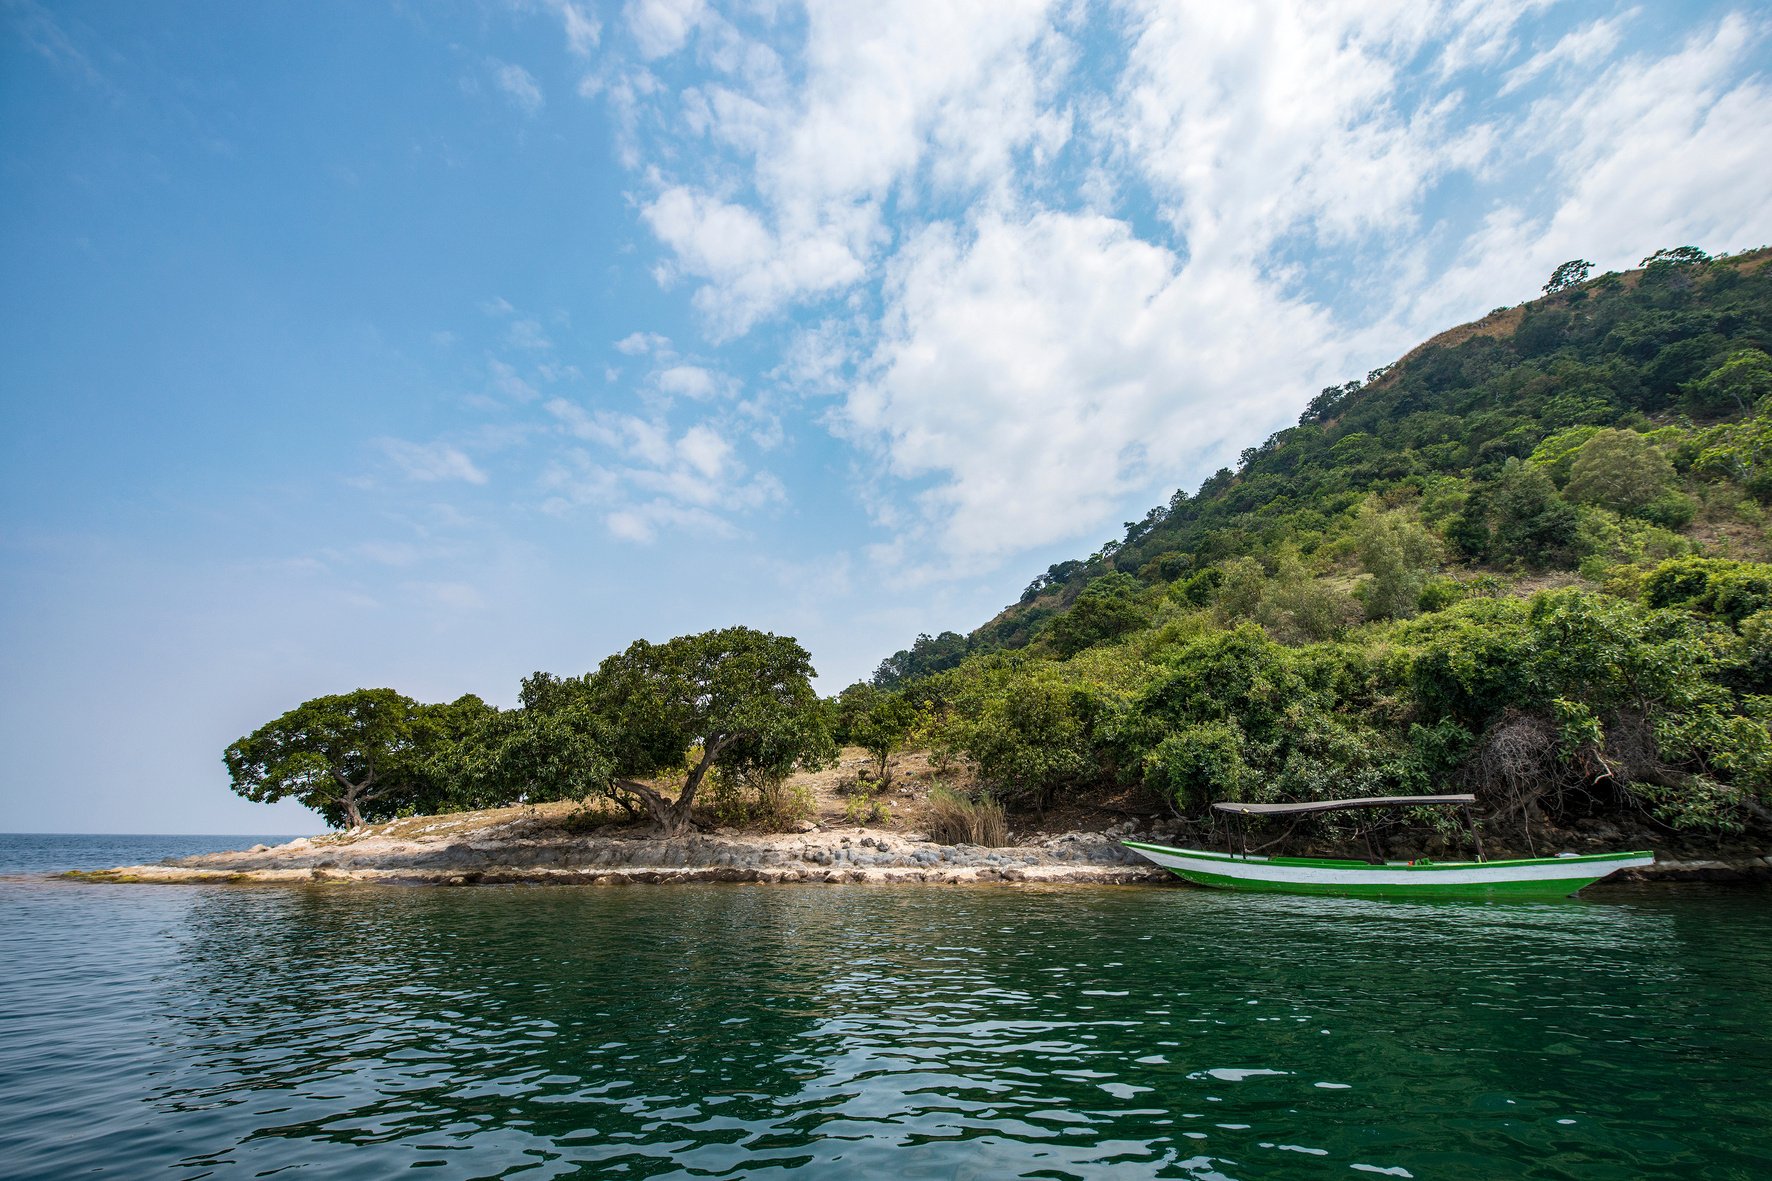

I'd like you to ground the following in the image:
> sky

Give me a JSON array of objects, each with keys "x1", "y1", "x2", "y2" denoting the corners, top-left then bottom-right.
[{"x1": 3, "y1": 0, "x2": 1769, "y2": 834}]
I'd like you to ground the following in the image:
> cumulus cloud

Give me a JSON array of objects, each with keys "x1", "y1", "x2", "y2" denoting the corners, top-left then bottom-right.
[
  {"x1": 626, "y1": 0, "x2": 706, "y2": 60},
  {"x1": 615, "y1": 330, "x2": 671, "y2": 355},
  {"x1": 654, "y1": 363, "x2": 735, "y2": 400},
  {"x1": 630, "y1": 1, "x2": 1068, "y2": 335},
  {"x1": 844, "y1": 210, "x2": 1343, "y2": 563},
  {"x1": 542, "y1": 0, "x2": 1772, "y2": 568},
  {"x1": 539, "y1": 400, "x2": 781, "y2": 540}
]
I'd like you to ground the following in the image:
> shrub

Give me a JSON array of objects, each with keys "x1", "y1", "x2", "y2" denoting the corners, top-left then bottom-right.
[
  {"x1": 843, "y1": 790, "x2": 892, "y2": 826},
  {"x1": 1564, "y1": 429, "x2": 1677, "y2": 516},
  {"x1": 707, "y1": 767, "x2": 814, "y2": 832}
]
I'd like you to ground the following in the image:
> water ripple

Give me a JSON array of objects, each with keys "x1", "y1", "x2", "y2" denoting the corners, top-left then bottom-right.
[{"x1": 1, "y1": 878, "x2": 1769, "y2": 1179}]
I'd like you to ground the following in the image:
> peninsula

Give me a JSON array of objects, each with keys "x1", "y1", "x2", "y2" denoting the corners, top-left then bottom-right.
[{"x1": 80, "y1": 247, "x2": 1772, "y2": 885}]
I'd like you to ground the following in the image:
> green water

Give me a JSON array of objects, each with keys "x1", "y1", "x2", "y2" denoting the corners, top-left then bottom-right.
[{"x1": 2, "y1": 872, "x2": 1769, "y2": 1179}]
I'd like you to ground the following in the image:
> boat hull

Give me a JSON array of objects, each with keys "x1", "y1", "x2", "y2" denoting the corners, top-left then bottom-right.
[{"x1": 1122, "y1": 841, "x2": 1653, "y2": 898}]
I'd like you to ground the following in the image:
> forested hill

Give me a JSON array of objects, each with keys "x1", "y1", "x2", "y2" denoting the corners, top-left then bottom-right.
[
  {"x1": 877, "y1": 245, "x2": 1772, "y2": 669},
  {"x1": 846, "y1": 244, "x2": 1772, "y2": 837}
]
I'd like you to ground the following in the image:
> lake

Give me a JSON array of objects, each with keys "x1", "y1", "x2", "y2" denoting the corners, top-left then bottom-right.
[{"x1": 2, "y1": 833, "x2": 1768, "y2": 1179}]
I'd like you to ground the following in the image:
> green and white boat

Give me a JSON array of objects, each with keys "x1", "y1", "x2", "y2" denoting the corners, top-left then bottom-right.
[{"x1": 1124, "y1": 794, "x2": 1653, "y2": 898}]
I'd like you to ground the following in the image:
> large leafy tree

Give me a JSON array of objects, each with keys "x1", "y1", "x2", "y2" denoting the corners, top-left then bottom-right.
[
  {"x1": 224, "y1": 689, "x2": 457, "y2": 828},
  {"x1": 590, "y1": 627, "x2": 834, "y2": 834},
  {"x1": 464, "y1": 672, "x2": 617, "y2": 812},
  {"x1": 1563, "y1": 429, "x2": 1675, "y2": 516}
]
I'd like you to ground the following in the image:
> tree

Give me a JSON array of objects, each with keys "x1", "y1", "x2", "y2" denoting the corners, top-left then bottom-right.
[
  {"x1": 225, "y1": 689, "x2": 443, "y2": 828},
  {"x1": 871, "y1": 630, "x2": 971, "y2": 688},
  {"x1": 1640, "y1": 246, "x2": 1710, "y2": 268},
  {"x1": 467, "y1": 672, "x2": 616, "y2": 812},
  {"x1": 590, "y1": 627, "x2": 834, "y2": 835},
  {"x1": 1543, "y1": 259, "x2": 1593, "y2": 295},
  {"x1": 1686, "y1": 349, "x2": 1772, "y2": 417},
  {"x1": 947, "y1": 664, "x2": 1096, "y2": 809},
  {"x1": 1490, "y1": 459, "x2": 1581, "y2": 569},
  {"x1": 1563, "y1": 429, "x2": 1676, "y2": 516},
  {"x1": 846, "y1": 688, "x2": 919, "y2": 787},
  {"x1": 1354, "y1": 504, "x2": 1443, "y2": 621},
  {"x1": 1045, "y1": 572, "x2": 1147, "y2": 657}
]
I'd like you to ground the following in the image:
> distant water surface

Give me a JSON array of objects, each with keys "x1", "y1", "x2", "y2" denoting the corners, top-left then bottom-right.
[
  {"x1": 1, "y1": 834, "x2": 1768, "y2": 1179},
  {"x1": 0, "y1": 832, "x2": 299, "y2": 876}
]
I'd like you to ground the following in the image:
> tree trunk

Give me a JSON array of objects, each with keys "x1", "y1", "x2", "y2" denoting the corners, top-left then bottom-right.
[
  {"x1": 332, "y1": 767, "x2": 374, "y2": 830},
  {"x1": 613, "y1": 778, "x2": 674, "y2": 830},
  {"x1": 665, "y1": 754, "x2": 716, "y2": 835},
  {"x1": 662, "y1": 735, "x2": 737, "y2": 835}
]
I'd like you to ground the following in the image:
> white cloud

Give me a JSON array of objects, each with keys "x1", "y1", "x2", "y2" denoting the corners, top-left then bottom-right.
[
  {"x1": 632, "y1": 1, "x2": 1069, "y2": 335},
  {"x1": 1103, "y1": 1, "x2": 1490, "y2": 264},
  {"x1": 539, "y1": 399, "x2": 781, "y2": 539},
  {"x1": 626, "y1": 0, "x2": 706, "y2": 60},
  {"x1": 380, "y1": 439, "x2": 489, "y2": 485},
  {"x1": 615, "y1": 330, "x2": 671, "y2": 355},
  {"x1": 654, "y1": 363, "x2": 733, "y2": 399},
  {"x1": 488, "y1": 358, "x2": 540, "y2": 403},
  {"x1": 843, "y1": 210, "x2": 1343, "y2": 565},
  {"x1": 506, "y1": 318, "x2": 553, "y2": 350},
  {"x1": 552, "y1": 0, "x2": 601, "y2": 57},
  {"x1": 493, "y1": 61, "x2": 545, "y2": 113},
  {"x1": 1411, "y1": 14, "x2": 1772, "y2": 336},
  {"x1": 1500, "y1": 13, "x2": 1630, "y2": 96},
  {"x1": 560, "y1": 0, "x2": 1772, "y2": 568}
]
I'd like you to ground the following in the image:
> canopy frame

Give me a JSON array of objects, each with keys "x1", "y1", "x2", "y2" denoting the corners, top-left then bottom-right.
[{"x1": 1213, "y1": 794, "x2": 1485, "y2": 862}]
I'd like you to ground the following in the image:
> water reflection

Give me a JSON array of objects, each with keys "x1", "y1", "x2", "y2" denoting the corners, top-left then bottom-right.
[{"x1": 1, "y1": 881, "x2": 1768, "y2": 1179}]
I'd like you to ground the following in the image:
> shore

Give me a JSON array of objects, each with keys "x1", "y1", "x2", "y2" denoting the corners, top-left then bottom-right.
[
  {"x1": 60, "y1": 803, "x2": 1772, "y2": 887},
  {"x1": 65, "y1": 812, "x2": 1168, "y2": 886}
]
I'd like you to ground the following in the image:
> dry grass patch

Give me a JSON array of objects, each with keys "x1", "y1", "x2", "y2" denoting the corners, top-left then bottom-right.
[{"x1": 924, "y1": 786, "x2": 1009, "y2": 847}]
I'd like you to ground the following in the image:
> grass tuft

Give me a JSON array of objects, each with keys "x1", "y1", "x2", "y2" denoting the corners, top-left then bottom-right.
[{"x1": 925, "y1": 786, "x2": 1008, "y2": 847}]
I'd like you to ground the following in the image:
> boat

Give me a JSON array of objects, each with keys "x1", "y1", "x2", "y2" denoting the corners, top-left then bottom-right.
[{"x1": 1122, "y1": 794, "x2": 1653, "y2": 898}]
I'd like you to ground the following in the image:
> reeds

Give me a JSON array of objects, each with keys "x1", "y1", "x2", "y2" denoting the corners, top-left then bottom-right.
[{"x1": 925, "y1": 785, "x2": 1008, "y2": 846}]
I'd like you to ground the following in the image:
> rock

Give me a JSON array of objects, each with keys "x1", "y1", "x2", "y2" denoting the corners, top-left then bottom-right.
[{"x1": 794, "y1": 821, "x2": 818, "y2": 833}]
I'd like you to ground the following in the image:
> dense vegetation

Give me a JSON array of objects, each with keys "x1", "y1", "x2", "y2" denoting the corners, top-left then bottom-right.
[
  {"x1": 858, "y1": 245, "x2": 1772, "y2": 837},
  {"x1": 230, "y1": 246, "x2": 1772, "y2": 841}
]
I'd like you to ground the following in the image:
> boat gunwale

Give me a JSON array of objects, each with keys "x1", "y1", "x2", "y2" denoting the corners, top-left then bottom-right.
[{"x1": 1120, "y1": 839, "x2": 1653, "y2": 873}]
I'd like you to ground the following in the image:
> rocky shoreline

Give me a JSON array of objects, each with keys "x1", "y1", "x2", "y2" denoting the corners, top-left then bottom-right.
[
  {"x1": 64, "y1": 820, "x2": 1166, "y2": 887},
  {"x1": 60, "y1": 813, "x2": 1772, "y2": 888}
]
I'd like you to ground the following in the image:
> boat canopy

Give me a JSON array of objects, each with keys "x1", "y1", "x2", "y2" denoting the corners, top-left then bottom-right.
[{"x1": 1212, "y1": 793, "x2": 1476, "y2": 816}]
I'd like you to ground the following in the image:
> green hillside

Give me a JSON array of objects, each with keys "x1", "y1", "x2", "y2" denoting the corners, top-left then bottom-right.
[{"x1": 851, "y1": 245, "x2": 1772, "y2": 839}]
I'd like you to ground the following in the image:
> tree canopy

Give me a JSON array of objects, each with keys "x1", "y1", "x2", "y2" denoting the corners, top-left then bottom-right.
[
  {"x1": 589, "y1": 626, "x2": 834, "y2": 834},
  {"x1": 223, "y1": 689, "x2": 489, "y2": 828}
]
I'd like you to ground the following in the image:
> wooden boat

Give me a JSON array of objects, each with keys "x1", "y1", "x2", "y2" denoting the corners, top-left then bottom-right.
[{"x1": 1123, "y1": 794, "x2": 1653, "y2": 898}]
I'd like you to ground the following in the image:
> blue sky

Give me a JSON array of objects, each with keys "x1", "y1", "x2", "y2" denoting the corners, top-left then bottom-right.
[{"x1": 3, "y1": 0, "x2": 1769, "y2": 834}]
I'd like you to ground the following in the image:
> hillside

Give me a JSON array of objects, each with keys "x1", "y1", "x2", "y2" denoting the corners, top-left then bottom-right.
[
  {"x1": 848, "y1": 245, "x2": 1772, "y2": 845},
  {"x1": 213, "y1": 245, "x2": 1772, "y2": 857}
]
